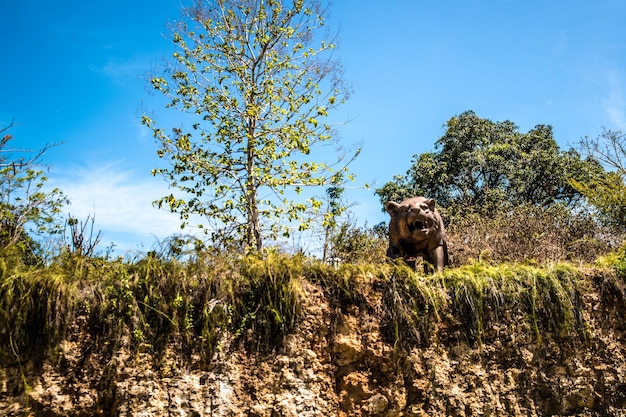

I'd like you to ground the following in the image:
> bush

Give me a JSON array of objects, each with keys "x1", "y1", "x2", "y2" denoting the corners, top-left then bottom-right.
[
  {"x1": 328, "y1": 219, "x2": 388, "y2": 264},
  {"x1": 444, "y1": 204, "x2": 621, "y2": 265}
]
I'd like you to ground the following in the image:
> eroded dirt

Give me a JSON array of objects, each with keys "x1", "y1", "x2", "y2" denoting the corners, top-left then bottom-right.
[{"x1": 2, "y1": 276, "x2": 626, "y2": 416}]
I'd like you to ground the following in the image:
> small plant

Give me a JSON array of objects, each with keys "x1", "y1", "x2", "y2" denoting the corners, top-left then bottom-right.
[
  {"x1": 64, "y1": 214, "x2": 101, "y2": 258},
  {"x1": 233, "y1": 252, "x2": 303, "y2": 351}
]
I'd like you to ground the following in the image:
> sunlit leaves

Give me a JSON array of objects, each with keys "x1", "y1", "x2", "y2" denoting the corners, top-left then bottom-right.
[{"x1": 143, "y1": 0, "x2": 357, "y2": 252}]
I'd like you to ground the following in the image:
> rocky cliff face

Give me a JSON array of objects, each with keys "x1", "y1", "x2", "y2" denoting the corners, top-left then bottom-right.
[{"x1": 2, "y1": 274, "x2": 626, "y2": 416}]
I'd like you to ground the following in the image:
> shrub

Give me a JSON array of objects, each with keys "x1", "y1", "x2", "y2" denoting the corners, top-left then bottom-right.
[
  {"x1": 329, "y1": 219, "x2": 388, "y2": 264},
  {"x1": 445, "y1": 204, "x2": 620, "y2": 265}
]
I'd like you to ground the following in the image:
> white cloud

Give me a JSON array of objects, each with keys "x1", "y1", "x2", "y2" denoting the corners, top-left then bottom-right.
[
  {"x1": 604, "y1": 68, "x2": 626, "y2": 130},
  {"x1": 51, "y1": 162, "x2": 186, "y2": 252},
  {"x1": 97, "y1": 56, "x2": 148, "y2": 84}
]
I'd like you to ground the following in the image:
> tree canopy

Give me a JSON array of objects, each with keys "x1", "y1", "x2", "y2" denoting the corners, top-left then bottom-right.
[
  {"x1": 143, "y1": 0, "x2": 356, "y2": 252},
  {"x1": 376, "y1": 111, "x2": 604, "y2": 216}
]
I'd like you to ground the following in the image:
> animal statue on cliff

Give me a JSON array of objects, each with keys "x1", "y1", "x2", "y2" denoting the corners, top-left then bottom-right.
[{"x1": 386, "y1": 196, "x2": 449, "y2": 273}]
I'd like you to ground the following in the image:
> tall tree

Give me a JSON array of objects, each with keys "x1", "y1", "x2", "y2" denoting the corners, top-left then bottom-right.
[
  {"x1": 376, "y1": 111, "x2": 603, "y2": 216},
  {"x1": 143, "y1": 0, "x2": 355, "y2": 252}
]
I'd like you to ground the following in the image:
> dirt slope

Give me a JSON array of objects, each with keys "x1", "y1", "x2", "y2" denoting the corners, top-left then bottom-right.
[{"x1": 2, "y1": 274, "x2": 626, "y2": 416}]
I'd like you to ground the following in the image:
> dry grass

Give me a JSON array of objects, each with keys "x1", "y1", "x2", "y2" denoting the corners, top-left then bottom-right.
[{"x1": 445, "y1": 205, "x2": 621, "y2": 265}]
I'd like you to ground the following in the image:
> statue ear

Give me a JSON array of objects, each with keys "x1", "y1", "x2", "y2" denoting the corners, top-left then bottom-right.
[
  {"x1": 386, "y1": 201, "x2": 401, "y2": 216},
  {"x1": 425, "y1": 198, "x2": 436, "y2": 212}
]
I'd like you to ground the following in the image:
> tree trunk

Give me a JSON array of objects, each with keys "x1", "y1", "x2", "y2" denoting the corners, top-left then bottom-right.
[{"x1": 246, "y1": 118, "x2": 262, "y2": 253}]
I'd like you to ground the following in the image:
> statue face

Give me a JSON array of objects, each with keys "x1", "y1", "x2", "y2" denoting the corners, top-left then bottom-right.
[
  {"x1": 385, "y1": 196, "x2": 448, "y2": 273},
  {"x1": 386, "y1": 197, "x2": 439, "y2": 241}
]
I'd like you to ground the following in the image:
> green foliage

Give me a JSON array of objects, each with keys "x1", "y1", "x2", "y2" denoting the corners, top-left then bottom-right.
[
  {"x1": 379, "y1": 263, "x2": 444, "y2": 348},
  {"x1": 237, "y1": 252, "x2": 303, "y2": 350},
  {"x1": 571, "y1": 172, "x2": 626, "y2": 229},
  {"x1": 0, "y1": 263, "x2": 78, "y2": 362},
  {"x1": 144, "y1": 0, "x2": 357, "y2": 252},
  {"x1": 321, "y1": 173, "x2": 354, "y2": 261},
  {"x1": 596, "y1": 241, "x2": 626, "y2": 277},
  {"x1": 0, "y1": 123, "x2": 68, "y2": 262},
  {"x1": 376, "y1": 110, "x2": 603, "y2": 216},
  {"x1": 305, "y1": 260, "x2": 375, "y2": 309}
]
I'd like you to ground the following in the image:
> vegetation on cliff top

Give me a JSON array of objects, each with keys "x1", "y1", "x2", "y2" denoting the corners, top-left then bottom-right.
[{"x1": 1, "y1": 241, "x2": 625, "y2": 371}]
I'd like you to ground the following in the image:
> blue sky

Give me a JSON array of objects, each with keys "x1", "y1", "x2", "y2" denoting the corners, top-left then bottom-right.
[{"x1": 2, "y1": 0, "x2": 625, "y2": 254}]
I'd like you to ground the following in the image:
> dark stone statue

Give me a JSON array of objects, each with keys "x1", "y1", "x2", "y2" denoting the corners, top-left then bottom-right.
[{"x1": 386, "y1": 197, "x2": 449, "y2": 273}]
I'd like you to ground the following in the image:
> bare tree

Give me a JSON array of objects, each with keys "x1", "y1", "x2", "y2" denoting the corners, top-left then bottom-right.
[
  {"x1": 577, "y1": 128, "x2": 626, "y2": 174},
  {"x1": 573, "y1": 128, "x2": 626, "y2": 229}
]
